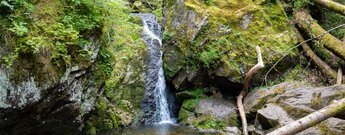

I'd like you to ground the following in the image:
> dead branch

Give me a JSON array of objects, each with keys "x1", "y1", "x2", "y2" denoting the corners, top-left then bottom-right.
[
  {"x1": 313, "y1": 0, "x2": 345, "y2": 16},
  {"x1": 294, "y1": 10, "x2": 345, "y2": 61},
  {"x1": 337, "y1": 67, "x2": 343, "y2": 85},
  {"x1": 263, "y1": 23, "x2": 345, "y2": 84},
  {"x1": 237, "y1": 45, "x2": 264, "y2": 135},
  {"x1": 298, "y1": 32, "x2": 345, "y2": 84},
  {"x1": 267, "y1": 98, "x2": 345, "y2": 135},
  {"x1": 298, "y1": 32, "x2": 337, "y2": 76}
]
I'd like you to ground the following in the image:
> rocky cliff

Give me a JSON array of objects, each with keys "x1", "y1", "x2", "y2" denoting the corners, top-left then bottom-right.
[{"x1": 0, "y1": 0, "x2": 147, "y2": 134}]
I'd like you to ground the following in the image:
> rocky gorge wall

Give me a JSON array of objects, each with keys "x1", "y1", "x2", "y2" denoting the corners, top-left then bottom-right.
[
  {"x1": 0, "y1": 0, "x2": 344, "y2": 134},
  {"x1": 0, "y1": 0, "x2": 148, "y2": 134}
]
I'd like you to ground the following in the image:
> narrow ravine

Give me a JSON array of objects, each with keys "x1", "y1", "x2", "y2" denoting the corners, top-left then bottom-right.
[{"x1": 132, "y1": 13, "x2": 174, "y2": 124}]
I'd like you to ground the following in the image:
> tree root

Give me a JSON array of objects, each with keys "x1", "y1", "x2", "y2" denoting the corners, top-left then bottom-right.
[{"x1": 237, "y1": 46, "x2": 264, "y2": 135}]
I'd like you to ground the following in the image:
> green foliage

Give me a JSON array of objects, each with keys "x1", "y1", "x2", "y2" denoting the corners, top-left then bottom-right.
[
  {"x1": 9, "y1": 21, "x2": 28, "y2": 36},
  {"x1": 83, "y1": 0, "x2": 147, "y2": 133},
  {"x1": 317, "y1": 7, "x2": 345, "y2": 39},
  {"x1": 0, "y1": 0, "x2": 109, "y2": 67},
  {"x1": 188, "y1": 88, "x2": 204, "y2": 98},
  {"x1": 199, "y1": 48, "x2": 220, "y2": 68},
  {"x1": 0, "y1": 0, "x2": 13, "y2": 10},
  {"x1": 292, "y1": 0, "x2": 312, "y2": 9},
  {"x1": 182, "y1": 99, "x2": 199, "y2": 111}
]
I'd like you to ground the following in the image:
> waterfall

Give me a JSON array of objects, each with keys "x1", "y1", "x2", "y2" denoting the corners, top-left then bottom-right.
[{"x1": 132, "y1": 13, "x2": 175, "y2": 124}]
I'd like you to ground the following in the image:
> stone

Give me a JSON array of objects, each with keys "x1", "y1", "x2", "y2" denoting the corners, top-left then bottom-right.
[
  {"x1": 224, "y1": 127, "x2": 241, "y2": 135},
  {"x1": 243, "y1": 82, "x2": 301, "y2": 114},
  {"x1": 255, "y1": 103, "x2": 294, "y2": 130},
  {"x1": 195, "y1": 98, "x2": 237, "y2": 120},
  {"x1": 321, "y1": 117, "x2": 345, "y2": 134},
  {"x1": 172, "y1": 70, "x2": 193, "y2": 91},
  {"x1": 246, "y1": 82, "x2": 345, "y2": 133}
]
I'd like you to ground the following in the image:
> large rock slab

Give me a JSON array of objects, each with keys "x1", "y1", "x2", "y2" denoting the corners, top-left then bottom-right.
[{"x1": 247, "y1": 82, "x2": 345, "y2": 134}]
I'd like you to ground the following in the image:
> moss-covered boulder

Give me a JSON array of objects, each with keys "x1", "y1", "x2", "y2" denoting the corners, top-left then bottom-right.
[
  {"x1": 163, "y1": 0, "x2": 299, "y2": 91},
  {"x1": 179, "y1": 97, "x2": 239, "y2": 130}
]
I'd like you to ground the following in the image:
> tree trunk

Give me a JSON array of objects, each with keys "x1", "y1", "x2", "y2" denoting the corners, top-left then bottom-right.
[
  {"x1": 294, "y1": 10, "x2": 345, "y2": 61},
  {"x1": 313, "y1": 0, "x2": 345, "y2": 16},
  {"x1": 237, "y1": 46, "x2": 264, "y2": 135},
  {"x1": 267, "y1": 98, "x2": 345, "y2": 135}
]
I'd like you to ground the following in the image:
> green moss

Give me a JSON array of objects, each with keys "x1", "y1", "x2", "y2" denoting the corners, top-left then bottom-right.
[
  {"x1": 227, "y1": 113, "x2": 240, "y2": 127},
  {"x1": 82, "y1": 0, "x2": 147, "y2": 133},
  {"x1": 178, "y1": 108, "x2": 192, "y2": 123},
  {"x1": 192, "y1": 116, "x2": 226, "y2": 130},
  {"x1": 318, "y1": 121, "x2": 336, "y2": 135},
  {"x1": 83, "y1": 123, "x2": 97, "y2": 135},
  {"x1": 281, "y1": 103, "x2": 312, "y2": 119},
  {"x1": 182, "y1": 99, "x2": 199, "y2": 111},
  {"x1": 163, "y1": 0, "x2": 298, "y2": 82},
  {"x1": 311, "y1": 92, "x2": 323, "y2": 110}
]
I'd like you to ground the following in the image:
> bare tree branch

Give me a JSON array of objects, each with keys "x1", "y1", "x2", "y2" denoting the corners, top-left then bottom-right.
[
  {"x1": 237, "y1": 45, "x2": 264, "y2": 135},
  {"x1": 267, "y1": 98, "x2": 345, "y2": 135},
  {"x1": 337, "y1": 67, "x2": 343, "y2": 85}
]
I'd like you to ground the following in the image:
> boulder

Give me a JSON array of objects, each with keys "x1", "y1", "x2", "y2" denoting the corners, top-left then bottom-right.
[
  {"x1": 246, "y1": 82, "x2": 345, "y2": 134},
  {"x1": 178, "y1": 98, "x2": 239, "y2": 130},
  {"x1": 255, "y1": 103, "x2": 294, "y2": 130}
]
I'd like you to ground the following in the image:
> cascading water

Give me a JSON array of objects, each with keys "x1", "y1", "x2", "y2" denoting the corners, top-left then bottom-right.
[{"x1": 132, "y1": 13, "x2": 175, "y2": 124}]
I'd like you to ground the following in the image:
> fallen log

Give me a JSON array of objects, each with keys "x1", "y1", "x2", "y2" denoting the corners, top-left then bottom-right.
[
  {"x1": 237, "y1": 45, "x2": 264, "y2": 135},
  {"x1": 294, "y1": 10, "x2": 345, "y2": 61},
  {"x1": 267, "y1": 98, "x2": 345, "y2": 135},
  {"x1": 313, "y1": 0, "x2": 345, "y2": 16}
]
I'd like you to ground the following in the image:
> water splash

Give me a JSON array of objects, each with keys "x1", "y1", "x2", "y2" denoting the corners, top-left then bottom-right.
[{"x1": 132, "y1": 13, "x2": 174, "y2": 124}]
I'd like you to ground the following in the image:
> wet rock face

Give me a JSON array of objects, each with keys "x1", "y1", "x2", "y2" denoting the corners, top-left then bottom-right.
[
  {"x1": 244, "y1": 82, "x2": 345, "y2": 134},
  {"x1": 0, "y1": 61, "x2": 99, "y2": 135}
]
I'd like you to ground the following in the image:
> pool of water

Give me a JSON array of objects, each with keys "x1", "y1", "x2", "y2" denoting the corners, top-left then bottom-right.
[{"x1": 98, "y1": 124, "x2": 220, "y2": 135}]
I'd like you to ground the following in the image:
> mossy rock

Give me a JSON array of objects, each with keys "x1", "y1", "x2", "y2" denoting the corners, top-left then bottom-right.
[
  {"x1": 178, "y1": 98, "x2": 239, "y2": 130},
  {"x1": 192, "y1": 115, "x2": 226, "y2": 130},
  {"x1": 163, "y1": 0, "x2": 299, "y2": 84}
]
